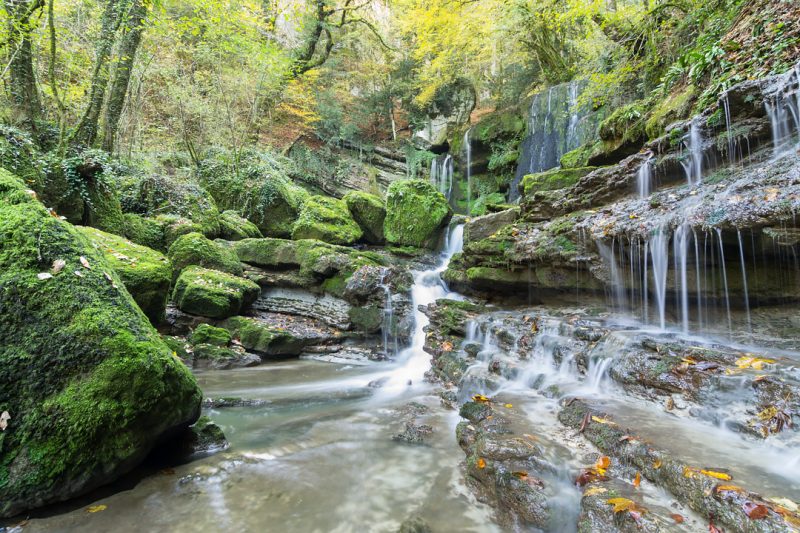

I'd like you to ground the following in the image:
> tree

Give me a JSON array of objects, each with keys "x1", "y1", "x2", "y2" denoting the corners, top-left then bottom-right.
[{"x1": 4, "y1": 0, "x2": 44, "y2": 128}]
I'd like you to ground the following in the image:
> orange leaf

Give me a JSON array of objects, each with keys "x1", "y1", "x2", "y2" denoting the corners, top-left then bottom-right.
[
  {"x1": 607, "y1": 497, "x2": 637, "y2": 513},
  {"x1": 596, "y1": 456, "x2": 611, "y2": 470},
  {"x1": 701, "y1": 470, "x2": 732, "y2": 481},
  {"x1": 715, "y1": 484, "x2": 744, "y2": 494},
  {"x1": 477, "y1": 458, "x2": 486, "y2": 469},
  {"x1": 633, "y1": 471, "x2": 641, "y2": 488},
  {"x1": 670, "y1": 513, "x2": 685, "y2": 523},
  {"x1": 743, "y1": 501, "x2": 769, "y2": 519}
]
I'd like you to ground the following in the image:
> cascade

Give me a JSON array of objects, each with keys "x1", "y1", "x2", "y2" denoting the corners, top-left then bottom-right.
[
  {"x1": 510, "y1": 80, "x2": 599, "y2": 201},
  {"x1": 636, "y1": 157, "x2": 654, "y2": 198},
  {"x1": 737, "y1": 230, "x2": 752, "y2": 333},
  {"x1": 463, "y1": 128, "x2": 473, "y2": 214},
  {"x1": 765, "y1": 63, "x2": 800, "y2": 158},
  {"x1": 430, "y1": 154, "x2": 454, "y2": 202},
  {"x1": 380, "y1": 224, "x2": 464, "y2": 391},
  {"x1": 650, "y1": 228, "x2": 670, "y2": 330},
  {"x1": 682, "y1": 118, "x2": 705, "y2": 186},
  {"x1": 379, "y1": 268, "x2": 398, "y2": 358}
]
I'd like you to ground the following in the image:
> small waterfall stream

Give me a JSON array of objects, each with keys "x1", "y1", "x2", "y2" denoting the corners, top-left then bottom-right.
[{"x1": 429, "y1": 154, "x2": 454, "y2": 202}]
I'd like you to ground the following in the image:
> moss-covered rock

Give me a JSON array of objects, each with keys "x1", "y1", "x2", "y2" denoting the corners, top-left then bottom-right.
[
  {"x1": 220, "y1": 316, "x2": 305, "y2": 356},
  {"x1": 384, "y1": 180, "x2": 452, "y2": 248},
  {"x1": 122, "y1": 213, "x2": 167, "y2": 252},
  {"x1": 560, "y1": 142, "x2": 600, "y2": 169},
  {"x1": 645, "y1": 85, "x2": 697, "y2": 139},
  {"x1": 0, "y1": 169, "x2": 201, "y2": 518},
  {"x1": 189, "y1": 324, "x2": 232, "y2": 347},
  {"x1": 78, "y1": 226, "x2": 173, "y2": 325},
  {"x1": 469, "y1": 192, "x2": 507, "y2": 216},
  {"x1": 218, "y1": 210, "x2": 263, "y2": 241},
  {"x1": 291, "y1": 195, "x2": 363, "y2": 245},
  {"x1": 521, "y1": 167, "x2": 596, "y2": 197},
  {"x1": 167, "y1": 232, "x2": 242, "y2": 278},
  {"x1": 172, "y1": 266, "x2": 260, "y2": 319},
  {"x1": 343, "y1": 191, "x2": 386, "y2": 244}
]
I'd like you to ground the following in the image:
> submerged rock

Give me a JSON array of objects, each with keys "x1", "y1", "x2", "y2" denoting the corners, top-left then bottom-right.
[
  {"x1": 183, "y1": 415, "x2": 229, "y2": 454},
  {"x1": 0, "y1": 169, "x2": 202, "y2": 518}
]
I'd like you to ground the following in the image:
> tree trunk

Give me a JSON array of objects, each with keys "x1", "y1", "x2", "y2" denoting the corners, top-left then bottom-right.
[
  {"x1": 607, "y1": 0, "x2": 617, "y2": 11},
  {"x1": 69, "y1": 0, "x2": 124, "y2": 147},
  {"x1": 4, "y1": 0, "x2": 44, "y2": 129},
  {"x1": 101, "y1": 0, "x2": 147, "y2": 152}
]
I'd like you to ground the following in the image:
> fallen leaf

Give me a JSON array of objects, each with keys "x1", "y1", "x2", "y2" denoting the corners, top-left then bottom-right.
[
  {"x1": 633, "y1": 471, "x2": 641, "y2": 488},
  {"x1": 736, "y1": 356, "x2": 775, "y2": 370},
  {"x1": 584, "y1": 486, "x2": 607, "y2": 497},
  {"x1": 504, "y1": 403, "x2": 513, "y2": 408},
  {"x1": 74, "y1": 270, "x2": 84, "y2": 278},
  {"x1": 579, "y1": 412, "x2": 590, "y2": 433},
  {"x1": 767, "y1": 497, "x2": 798, "y2": 512},
  {"x1": 477, "y1": 458, "x2": 486, "y2": 469},
  {"x1": 701, "y1": 469, "x2": 732, "y2": 481},
  {"x1": 472, "y1": 394, "x2": 491, "y2": 403},
  {"x1": 709, "y1": 521, "x2": 723, "y2": 533},
  {"x1": 716, "y1": 484, "x2": 745, "y2": 494},
  {"x1": 52, "y1": 259, "x2": 66, "y2": 273},
  {"x1": 607, "y1": 497, "x2": 637, "y2": 513},
  {"x1": 86, "y1": 505, "x2": 107, "y2": 513},
  {"x1": 79, "y1": 256, "x2": 91, "y2": 269},
  {"x1": 512, "y1": 470, "x2": 528, "y2": 479},
  {"x1": 37, "y1": 272, "x2": 53, "y2": 280},
  {"x1": 683, "y1": 466, "x2": 697, "y2": 478},
  {"x1": 0, "y1": 411, "x2": 10, "y2": 431},
  {"x1": 743, "y1": 501, "x2": 769, "y2": 519},
  {"x1": 591, "y1": 416, "x2": 614, "y2": 425},
  {"x1": 441, "y1": 341, "x2": 454, "y2": 351},
  {"x1": 596, "y1": 456, "x2": 611, "y2": 471},
  {"x1": 653, "y1": 459, "x2": 662, "y2": 469},
  {"x1": 670, "y1": 513, "x2": 685, "y2": 523}
]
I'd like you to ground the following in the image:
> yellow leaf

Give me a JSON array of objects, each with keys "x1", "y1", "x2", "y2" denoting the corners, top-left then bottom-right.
[
  {"x1": 768, "y1": 497, "x2": 799, "y2": 513},
  {"x1": 591, "y1": 416, "x2": 614, "y2": 425},
  {"x1": 504, "y1": 404, "x2": 513, "y2": 409},
  {"x1": 683, "y1": 466, "x2": 697, "y2": 478},
  {"x1": 584, "y1": 486, "x2": 607, "y2": 497},
  {"x1": 477, "y1": 458, "x2": 486, "y2": 469},
  {"x1": 87, "y1": 505, "x2": 107, "y2": 513},
  {"x1": 653, "y1": 459, "x2": 662, "y2": 469},
  {"x1": 701, "y1": 470, "x2": 732, "y2": 481},
  {"x1": 607, "y1": 497, "x2": 636, "y2": 513},
  {"x1": 735, "y1": 356, "x2": 775, "y2": 370},
  {"x1": 716, "y1": 485, "x2": 745, "y2": 494},
  {"x1": 472, "y1": 394, "x2": 491, "y2": 403},
  {"x1": 441, "y1": 341, "x2": 454, "y2": 351}
]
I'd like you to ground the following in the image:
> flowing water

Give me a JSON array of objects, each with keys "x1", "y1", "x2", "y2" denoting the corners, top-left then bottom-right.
[{"x1": 430, "y1": 154, "x2": 454, "y2": 203}]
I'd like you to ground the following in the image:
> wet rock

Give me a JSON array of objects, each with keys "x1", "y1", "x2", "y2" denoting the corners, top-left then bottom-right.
[
  {"x1": 392, "y1": 422, "x2": 434, "y2": 444},
  {"x1": 464, "y1": 208, "x2": 520, "y2": 244},
  {"x1": 182, "y1": 415, "x2": 229, "y2": 454},
  {"x1": 397, "y1": 515, "x2": 433, "y2": 533},
  {"x1": 252, "y1": 287, "x2": 352, "y2": 329},
  {"x1": 202, "y1": 397, "x2": 269, "y2": 408},
  {"x1": 172, "y1": 266, "x2": 260, "y2": 319}
]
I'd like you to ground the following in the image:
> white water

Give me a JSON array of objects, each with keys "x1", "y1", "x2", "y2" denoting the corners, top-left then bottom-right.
[
  {"x1": 378, "y1": 225, "x2": 464, "y2": 393},
  {"x1": 430, "y1": 154, "x2": 454, "y2": 202},
  {"x1": 637, "y1": 156, "x2": 653, "y2": 198},
  {"x1": 766, "y1": 62, "x2": 800, "y2": 158},
  {"x1": 682, "y1": 117, "x2": 705, "y2": 186}
]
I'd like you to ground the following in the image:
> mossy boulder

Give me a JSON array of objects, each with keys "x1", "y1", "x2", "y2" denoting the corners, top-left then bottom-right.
[
  {"x1": 220, "y1": 316, "x2": 305, "y2": 357},
  {"x1": 291, "y1": 195, "x2": 363, "y2": 245},
  {"x1": 121, "y1": 213, "x2": 167, "y2": 252},
  {"x1": 167, "y1": 232, "x2": 243, "y2": 278},
  {"x1": 189, "y1": 324, "x2": 232, "y2": 347},
  {"x1": 343, "y1": 191, "x2": 386, "y2": 244},
  {"x1": 218, "y1": 210, "x2": 262, "y2": 241},
  {"x1": 172, "y1": 266, "x2": 260, "y2": 319},
  {"x1": 384, "y1": 180, "x2": 452, "y2": 248},
  {"x1": 0, "y1": 169, "x2": 201, "y2": 518},
  {"x1": 78, "y1": 226, "x2": 173, "y2": 325},
  {"x1": 521, "y1": 167, "x2": 596, "y2": 197}
]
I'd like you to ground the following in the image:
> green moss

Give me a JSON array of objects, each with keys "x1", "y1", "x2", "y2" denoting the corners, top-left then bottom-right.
[
  {"x1": 189, "y1": 324, "x2": 232, "y2": 347},
  {"x1": 469, "y1": 192, "x2": 507, "y2": 216},
  {"x1": 645, "y1": 85, "x2": 697, "y2": 139},
  {"x1": 0, "y1": 169, "x2": 201, "y2": 517},
  {"x1": 85, "y1": 184, "x2": 126, "y2": 235},
  {"x1": 157, "y1": 215, "x2": 206, "y2": 248},
  {"x1": 291, "y1": 195, "x2": 362, "y2": 245},
  {"x1": 343, "y1": 191, "x2": 386, "y2": 244},
  {"x1": 122, "y1": 213, "x2": 167, "y2": 252},
  {"x1": 78, "y1": 226, "x2": 173, "y2": 325},
  {"x1": 172, "y1": 266, "x2": 260, "y2": 319},
  {"x1": 219, "y1": 316, "x2": 299, "y2": 356},
  {"x1": 560, "y1": 142, "x2": 601, "y2": 169},
  {"x1": 167, "y1": 232, "x2": 242, "y2": 278},
  {"x1": 598, "y1": 100, "x2": 649, "y2": 144},
  {"x1": 521, "y1": 167, "x2": 595, "y2": 196},
  {"x1": 218, "y1": 210, "x2": 262, "y2": 241},
  {"x1": 384, "y1": 179, "x2": 452, "y2": 248}
]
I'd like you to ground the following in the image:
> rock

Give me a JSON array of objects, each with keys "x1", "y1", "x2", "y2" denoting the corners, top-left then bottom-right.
[
  {"x1": 291, "y1": 195, "x2": 363, "y2": 245},
  {"x1": 343, "y1": 191, "x2": 386, "y2": 244},
  {"x1": 0, "y1": 169, "x2": 201, "y2": 518},
  {"x1": 398, "y1": 516, "x2": 433, "y2": 533},
  {"x1": 78, "y1": 226, "x2": 173, "y2": 325},
  {"x1": 184, "y1": 416, "x2": 228, "y2": 453},
  {"x1": 172, "y1": 266, "x2": 260, "y2": 319},
  {"x1": 251, "y1": 287, "x2": 352, "y2": 329},
  {"x1": 198, "y1": 158, "x2": 309, "y2": 238},
  {"x1": 192, "y1": 343, "x2": 261, "y2": 369},
  {"x1": 122, "y1": 213, "x2": 168, "y2": 251},
  {"x1": 392, "y1": 422, "x2": 434, "y2": 444},
  {"x1": 412, "y1": 78, "x2": 475, "y2": 150},
  {"x1": 202, "y1": 397, "x2": 269, "y2": 408},
  {"x1": 384, "y1": 180, "x2": 453, "y2": 248},
  {"x1": 189, "y1": 323, "x2": 232, "y2": 347},
  {"x1": 521, "y1": 167, "x2": 596, "y2": 197},
  {"x1": 218, "y1": 210, "x2": 263, "y2": 241},
  {"x1": 168, "y1": 232, "x2": 243, "y2": 279},
  {"x1": 220, "y1": 316, "x2": 313, "y2": 357},
  {"x1": 463, "y1": 208, "x2": 519, "y2": 244}
]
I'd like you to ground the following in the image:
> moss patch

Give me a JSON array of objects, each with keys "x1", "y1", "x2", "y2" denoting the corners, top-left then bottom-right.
[
  {"x1": 343, "y1": 191, "x2": 386, "y2": 244},
  {"x1": 218, "y1": 210, "x2": 262, "y2": 241},
  {"x1": 384, "y1": 179, "x2": 452, "y2": 248},
  {"x1": 78, "y1": 226, "x2": 172, "y2": 325},
  {"x1": 167, "y1": 232, "x2": 243, "y2": 278},
  {"x1": 172, "y1": 266, "x2": 260, "y2": 319},
  {"x1": 291, "y1": 195, "x2": 362, "y2": 245},
  {"x1": 521, "y1": 167, "x2": 595, "y2": 196}
]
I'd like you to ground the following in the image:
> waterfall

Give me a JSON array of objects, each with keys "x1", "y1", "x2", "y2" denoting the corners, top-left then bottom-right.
[
  {"x1": 637, "y1": 157, "x2": 653, "y2": 198},
  {"x1": 463, "y1": 128, "x2": 473, "y2": 214},
  {"x1": 682, "y1": 118, "x2": 705, "y2": 186},
  {"x1": 380, "y1": 224, "x2": 464, "y2": 391},
  {"x1": 650, "y1": 228, "x2": 669, "y2": 330},
  {"x1": 510, "y1": 80, "x2": 599, "y2": 201},
  {"x1": 673, "y1": 223, "x2": 691, "y2": 333},
  {"x1": 380, "y1": 268, "x2": 398, "y2": 358},
  {"x1": 765, "y1": 63, "x2": 800, "y2": 158},
  {"x1": 430, "y1": 154, "x2": 454, "y2": 202},
  {"x1": 737, "y1": 230, "x2": 752, "y2": 333}
]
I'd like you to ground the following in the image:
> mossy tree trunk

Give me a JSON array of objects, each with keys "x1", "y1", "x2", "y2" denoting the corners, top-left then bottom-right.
[
  {"x1": 4, "y1": 0, "x2": 44, "y2": 130},
  {"x1": 101, "y1": 0, "x2": 147, "y2": 152}
]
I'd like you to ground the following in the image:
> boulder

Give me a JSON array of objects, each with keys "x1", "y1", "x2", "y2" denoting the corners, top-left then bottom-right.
[
  {"x1": 78, "y1": 226, "x2": 173, "y2": 325},
  {"x1": 464, "y1": 208, "x2": 520, "y2": 244},
  {"x1": 0, "y1": 169, "x2": 201, "y2": 518},
  {"x1": 220, "y1": 316, "x2": 309, "y2": 357},
  {"x1": 343, "y1": 191, "x2": 386, "y2": 244},
  {"x1": 251, "y1": 288, "x2": 352, "y2": 330},
  {"x1": 291, "y1": 195, "x2": 362, "y2": 245},
  {"x1": 167, "y1": 232, "x2": 243, "y2": 278},
  {"x1": 521, "y1": 167, "x2": 596, "y2": 197},
  {"x1": 384, "y1": 180, "x2": 452, "y2": 248},
  {"x1": 172, "y1": 266, "x2": 260, "y2": 319},
  {"x1": 189, "y1": 323, "x2": 232, "y2": 347},
  {"x1": 218, "y1": 210, "x2": 262, "y2": 241},
  {"x1": 412, "y1": 78, "x2": 476, "y2": 151},
  {"x1": 122, "y1": 213, "x2": 168, "y2": 251}
]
